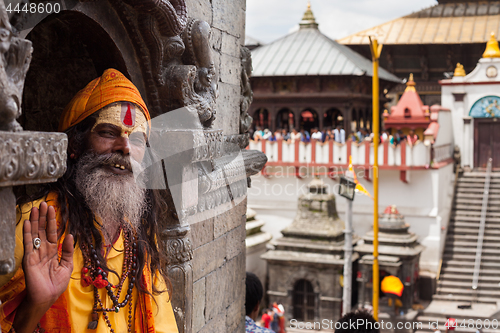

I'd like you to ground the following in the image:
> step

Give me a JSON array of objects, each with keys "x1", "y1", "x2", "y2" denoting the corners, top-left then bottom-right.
[
  {"x1": 436, "y1": 287, "x2": 500, "y2": 298},
  {"x1": 462, "y1": 171, "x2": 500, "y2": 177},
  {"x1": 450, "y1": 222, "x2": 500, "y2": 230},
  {"x1": 447, "y1": 234, "x2": 500, "y2": 242},
  {"x1": 455, "y1": 190, "x2": 500, "y2": 200},
  {"x1": 455, "y1": 198, "x2": 500, "y2": 206},
  {"x1": 444, "y1": 248, "x2": 500, "y2": 256},
  {"x1": 443, "y1": 261, "x2": 500, "y2": 269},
  {"x1": 444, "y1": 240, "x2": 500, "y2": 249},
  {"x1": 452, "y1": 211, "x2": 500, "y2": 218},
  {"x1": 439, "y1": 273, "x2": 500, "y2": 284},
  {"x1": 450, "y1": 216, "x2": 500, "y2": 223},
  {"x1": 432, "y1": 293, "x2": 498, "y2": 304},
  {"x1": 441, "y1": 266, "x2": 500, "y2": 276},
  {"x1": 438, "y1": 280, "x2": 500, "y2": 290},
  {"x1": 442, "y1": 253, "x2": 500, "y2": 262},
  {"x1": 456, "y1": 187, "x2": 500, "y2": 195},
  {"x1": 455, "y1": 204, "x2": 500, "y2": 212}
]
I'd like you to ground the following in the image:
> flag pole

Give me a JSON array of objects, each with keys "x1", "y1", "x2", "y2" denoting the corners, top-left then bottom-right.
[{"x1": 369, "y1": 36, "x2": 381, "y2": 322}]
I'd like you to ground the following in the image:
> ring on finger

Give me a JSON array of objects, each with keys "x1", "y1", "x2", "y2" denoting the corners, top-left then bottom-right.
[{"x1": 33, "y1": 237, "x2": 41, "y2": 250}]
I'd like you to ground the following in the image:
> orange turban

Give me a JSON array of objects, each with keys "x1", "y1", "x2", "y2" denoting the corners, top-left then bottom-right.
[{"x1": 59, "y1": 69, "x2": 150, "y2": 132}]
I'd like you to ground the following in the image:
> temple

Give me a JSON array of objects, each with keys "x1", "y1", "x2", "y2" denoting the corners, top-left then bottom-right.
[{"x1": 249, "y1": 3, "x2": 399, "y2": 135}]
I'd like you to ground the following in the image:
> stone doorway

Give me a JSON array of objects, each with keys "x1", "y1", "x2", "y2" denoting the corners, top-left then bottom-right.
[
  {"x1": 474, "y1": 118, "x2": 500, "y2": 169},
  {"x1": 292, "y1": 279, "x2": 315, "y2": 321}
]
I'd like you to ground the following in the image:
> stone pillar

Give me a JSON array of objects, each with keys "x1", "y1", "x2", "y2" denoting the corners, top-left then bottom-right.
[{"x1": 463, "y1": 117, "x2": 472, "y2": 169}]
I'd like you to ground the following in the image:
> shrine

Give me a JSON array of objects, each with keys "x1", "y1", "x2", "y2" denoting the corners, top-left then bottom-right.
[
  {"x1": 383, "y1": 74, "x2": 431, "y2": 141},
  {"x1": 261, "y1": 178, "x2": 359, "y2": 321},
  {"x1": 355, "y1": 205, "x2": 424, "y2": 312},
  {"x1": 441, "y1": 33, "x2": 500, "y2": 169}
]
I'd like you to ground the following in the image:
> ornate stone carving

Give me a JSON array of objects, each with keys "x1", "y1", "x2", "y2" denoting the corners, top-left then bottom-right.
[
  {"x1": 240, "y1": 47, "x2": 253, "y2": 134},
  {"x1": 0, "y1": 132, "x2": 67, "y2": 186},
  {"x1": 163, "y1": 226, "x2": 194, "y2": 265}
]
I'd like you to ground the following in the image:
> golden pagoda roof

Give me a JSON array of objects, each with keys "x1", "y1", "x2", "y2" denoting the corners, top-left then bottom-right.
[
  {"x1": 483, "y1": 32, "x2": 500, "y2": 57},
  {"x1": 338, "y1": 1, "x2": 500, "y2": 45},
  {"x1": 454, "y1": 63, "x2": 466, "y2": 76}
]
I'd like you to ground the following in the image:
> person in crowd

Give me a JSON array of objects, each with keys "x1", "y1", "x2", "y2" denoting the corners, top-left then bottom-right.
[
  {"x1": 381, "y1": 130, "x2": 389, "y2": 143},
  {"x1": 300, "y1": 129, "x2": 310, "y2": 143},
  {"x1": 290, "y1": 128, "x2": 302, "y2": 143},
  {"x1": 253, "y1": 127, "x2": 264, "y2": 141},
  {"x1": 274, "y1": 129, "x2": 282, "y2": 141},
  {"x1": 333, "y1": 125, "x2": 346, "y2": 144},
  {"x1": 407, "y1": 129, "x2": 418, "y2": 146},
  {"x1": 335, "y1": 310, "x2": 379, "y2": 333},
  {"x1": 270, "y1": 307, "x2": 279, "y2": 333},
  {"x1": 262, "y1": 128, "x2": 272, "y2": 140},
  {"x1": 323, "y1": 129, "x2": 333, "y2": 142},
  {"x1": 311, "y1": 127, "x2": 323, "y2": 141},
  {"x1": 245, "y1": 272, "x2": 274, "y2": 333},
  {"x1": 261, "y1": 308, "x2": 271, "y2": 329},
  {"x1": 281, "y1": 129, "x2": 290, "y2": 141}
]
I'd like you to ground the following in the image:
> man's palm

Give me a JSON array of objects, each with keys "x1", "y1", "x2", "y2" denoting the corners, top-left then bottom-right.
[{"x1": 22, "y1": 202, "x2": 74, "y2": 307}]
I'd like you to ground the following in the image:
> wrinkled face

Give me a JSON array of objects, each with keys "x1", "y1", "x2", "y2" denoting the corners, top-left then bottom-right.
[{"x1": 88, "y1": 102, "x2": 148, "y2": 174}]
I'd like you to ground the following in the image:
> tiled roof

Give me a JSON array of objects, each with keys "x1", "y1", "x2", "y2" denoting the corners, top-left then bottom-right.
[
  {"x1": 338, "y1": 1, "x2": 500, "y2": 45},
  {"x1": 251, "y1": 27, "x2": 400, "y2": 82}
]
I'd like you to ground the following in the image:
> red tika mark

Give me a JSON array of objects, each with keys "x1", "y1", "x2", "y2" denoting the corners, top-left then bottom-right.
[{"x1": 123, "y1": 104, "x2": 133, "y2": 126}]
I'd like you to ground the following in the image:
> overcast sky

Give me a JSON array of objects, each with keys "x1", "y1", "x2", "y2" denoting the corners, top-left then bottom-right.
[{"x1": 246, "y1": 0, "x2": 438, "y2": 43}]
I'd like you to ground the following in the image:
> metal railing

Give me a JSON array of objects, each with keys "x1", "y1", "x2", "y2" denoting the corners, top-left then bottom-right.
[{"x1": 472, "y1": 158, "x2": 492, "y2": 296}]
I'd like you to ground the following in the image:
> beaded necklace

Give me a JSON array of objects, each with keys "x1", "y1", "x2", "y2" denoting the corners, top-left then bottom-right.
[{"x1": 80, "y1": 229, "x2": 138, "y2": 333}]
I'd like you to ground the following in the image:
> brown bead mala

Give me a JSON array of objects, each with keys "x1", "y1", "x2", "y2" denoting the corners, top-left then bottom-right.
[{"x1": 80, "y1": 229, "x2": 138, "y2": 332}]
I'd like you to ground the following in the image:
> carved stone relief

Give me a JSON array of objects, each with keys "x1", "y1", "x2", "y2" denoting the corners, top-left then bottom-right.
[
  {"x1": 0, "y1": 0, "x2": 67, "y2": 275},
  {"x1": 240, "y1": 47, "x2": 253, "y2": 134}
]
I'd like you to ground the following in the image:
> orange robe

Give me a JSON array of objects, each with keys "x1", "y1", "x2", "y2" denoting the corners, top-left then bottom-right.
[{"x1": 0, "y1": 194, "x2": 178, "y2": 333}]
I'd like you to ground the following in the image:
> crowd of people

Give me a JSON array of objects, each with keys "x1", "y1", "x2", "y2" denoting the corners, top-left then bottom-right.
[{"x1": 250, "y1": 126, "x2": 420, "y2": 146}]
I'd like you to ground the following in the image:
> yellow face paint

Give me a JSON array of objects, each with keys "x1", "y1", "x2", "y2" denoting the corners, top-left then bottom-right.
[{"x1": 91, "y1": 102, "x2": 148, "y2": 138}]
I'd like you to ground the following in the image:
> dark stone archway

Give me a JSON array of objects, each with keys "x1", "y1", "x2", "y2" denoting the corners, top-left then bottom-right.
[{"x1": 20, "y1": 11, "x2": 127, "y2": 133}]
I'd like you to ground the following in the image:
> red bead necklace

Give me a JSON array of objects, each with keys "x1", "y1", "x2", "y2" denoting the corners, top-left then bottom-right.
[{"x1": 80, "y1": 229, "x2": 138, "y2": 332}]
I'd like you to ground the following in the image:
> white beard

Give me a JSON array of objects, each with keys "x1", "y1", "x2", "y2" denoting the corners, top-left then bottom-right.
[{"x1": 75, "y1": 152, "x2": 147, "y2": 243}]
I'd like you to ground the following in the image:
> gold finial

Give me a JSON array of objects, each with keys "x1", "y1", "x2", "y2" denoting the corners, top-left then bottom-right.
[
  {"x1": 483, "y1": 32, "x2": 500, "y2": 58},
  {"x1": 300, "y1": 0, "x2": 318, "y2": 29},
  {"x1": 405, "y1": 73, "x2": 416, "y2": 92},
  {"x1": 454, "y1": 63, "x2": 466, "y2": 77}
]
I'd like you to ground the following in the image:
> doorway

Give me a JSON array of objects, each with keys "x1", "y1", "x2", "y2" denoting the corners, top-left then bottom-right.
[{"x1": 474, "y1": 118, "x2": 500, "y2": 169}]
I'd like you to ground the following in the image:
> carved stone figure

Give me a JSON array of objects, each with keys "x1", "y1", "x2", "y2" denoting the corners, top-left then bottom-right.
[
  {"x1": 0, "y1": 4, "x2": 31, "y2": 132},
  {"x1": 240, "y1": 47, "x2": 253, "y2": 134}
]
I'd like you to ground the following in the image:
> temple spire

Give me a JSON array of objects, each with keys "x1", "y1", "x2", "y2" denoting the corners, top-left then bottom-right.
[
  {"x1": 299, "y1": 0, "x2": 318, "y2": 29},
  {"x1": 483, "y1": 32, "x2": 500, "y2": 58},
  {"x1": 405, "y1": 73, "x2": 416, "y2": 92}
]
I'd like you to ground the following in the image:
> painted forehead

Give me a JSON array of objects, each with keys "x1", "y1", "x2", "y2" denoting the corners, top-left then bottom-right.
[{"x1": 92, "y1": 102, "x2": 148, "y2": 135}]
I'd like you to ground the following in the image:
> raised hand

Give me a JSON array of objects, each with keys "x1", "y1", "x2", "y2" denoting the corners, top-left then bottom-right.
[{"x1": 22, "y1": 201, "x2": 74, "y2": 309}]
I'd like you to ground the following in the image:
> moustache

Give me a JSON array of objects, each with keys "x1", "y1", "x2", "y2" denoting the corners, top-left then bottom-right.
[{"x1": 80, "y1": 152, "x2": 133, "y2": 173}]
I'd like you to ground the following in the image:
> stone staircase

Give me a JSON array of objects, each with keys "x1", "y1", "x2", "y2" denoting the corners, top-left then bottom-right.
[
  {"x1": 435, "y1": 171, "x2": 500, "y2": 304},
  {"x1": 414, "y1": 171, "x2": 500, "y2": 333}
]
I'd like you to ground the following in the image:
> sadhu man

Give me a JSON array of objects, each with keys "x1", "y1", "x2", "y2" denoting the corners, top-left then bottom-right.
[{"x1": 0, "y1": 69, "x2": 178, "y2": 332}]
